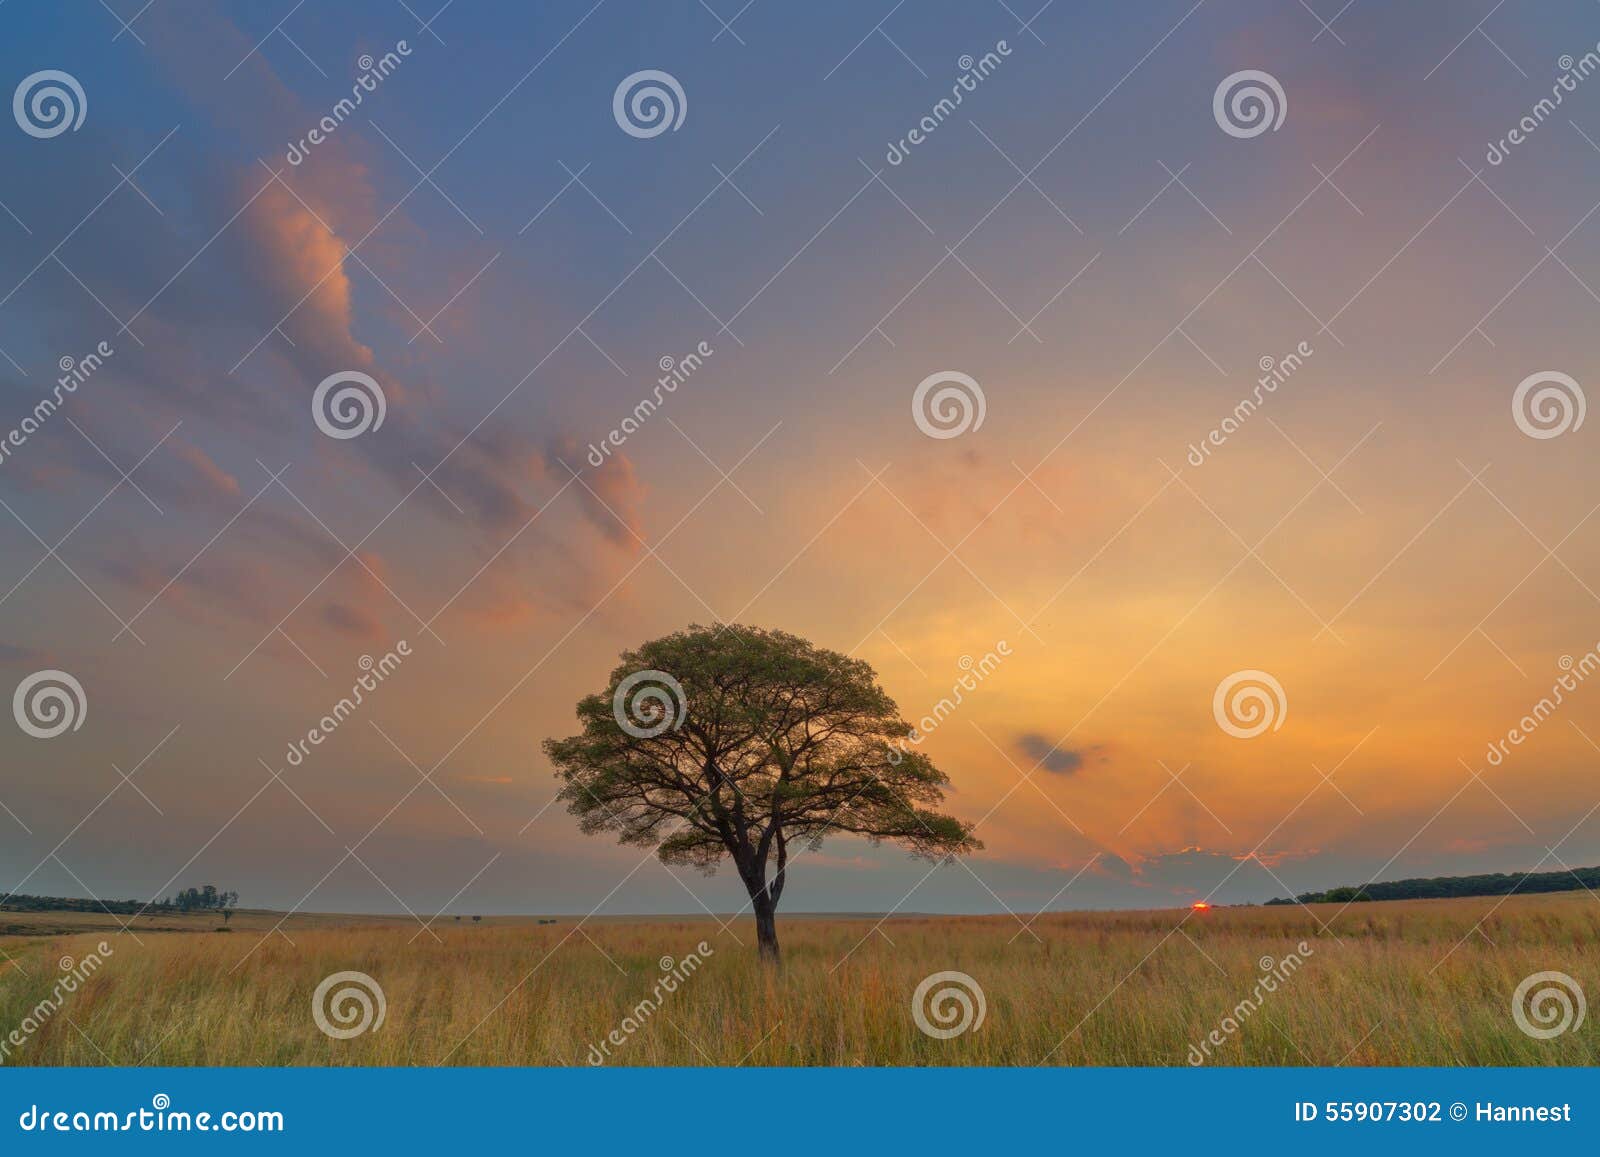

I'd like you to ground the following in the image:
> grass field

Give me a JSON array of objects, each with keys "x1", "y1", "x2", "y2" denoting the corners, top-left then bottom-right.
[{"x1": 1, "y1": 892, "x2": 1595, "y2": 1066}]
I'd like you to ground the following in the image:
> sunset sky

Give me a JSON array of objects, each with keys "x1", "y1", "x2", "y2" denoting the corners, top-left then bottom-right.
[{"x1": 2, "y1": 0, "x2": 1598, "y2": 919}]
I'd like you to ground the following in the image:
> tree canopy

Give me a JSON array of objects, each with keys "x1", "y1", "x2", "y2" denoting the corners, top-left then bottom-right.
[{"x1": 543, "y1": 624, "x2": 980, "y2": 961}]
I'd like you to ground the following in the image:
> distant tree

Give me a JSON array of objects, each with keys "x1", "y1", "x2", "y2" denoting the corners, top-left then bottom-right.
[
  {"x1": 167, "y1": 885, "x2": 238, "y2": 914},
  {"x1": 544, "y1": 624, "x2": 981, "y2": 965}
]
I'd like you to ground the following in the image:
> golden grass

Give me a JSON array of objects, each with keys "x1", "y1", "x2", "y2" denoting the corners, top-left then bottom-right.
[{"x1": 2, "y1": 892, "x2": 1596, "y2": 1066}]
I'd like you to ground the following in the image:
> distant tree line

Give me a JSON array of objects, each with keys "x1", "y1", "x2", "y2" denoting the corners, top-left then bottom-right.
[
  {"x1": 168, "y1": 885, "x2": 238, "y2": 915},
  {"x1": 0, "y1": 886, "x2": 239, "y2": 919},
  {"x1": 1267, "y1": 865, "x2": 1600, "y2": 905}
]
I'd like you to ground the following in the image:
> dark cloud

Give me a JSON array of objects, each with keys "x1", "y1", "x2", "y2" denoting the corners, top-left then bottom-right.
[
  {"x1": 1016, "y1": 732, "x2": 1083, "y2": 774},
  {"x1": 0, "y1": 641, "x2": 48, "y2": 666},
  {"x1": 320, "y1": 601, "x2": 384, "y2": 640},
  {"x1": 540, "y1": 436, "x2": 646, "y2": 551}
]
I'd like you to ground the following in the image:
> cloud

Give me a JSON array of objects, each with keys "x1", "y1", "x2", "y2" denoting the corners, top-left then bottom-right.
[
  {"x1": 1016, "y1": 732, "x2": 1083, "y2": 774},
  {"x1": 167, "y1": 440, "x2": 241, "y2": 500},
  {"x1": 232, "y1": 179, "x2": 374, "y2": 374},
  {"x1": 540, "y1": 437, "x2": 646, "y2": 550},
  {"x1": 319, "y1": 601, "x2": 384, "y2": 641},
  {"x1": 99, "y1": 547, "x2": 281, "y2": 628},
  {"x1": 0, "y1": 642, "x2": 49, "y2": 666},
  {"x1": 1109, "y1": 846, "x2": 1318, "y2": 897}
]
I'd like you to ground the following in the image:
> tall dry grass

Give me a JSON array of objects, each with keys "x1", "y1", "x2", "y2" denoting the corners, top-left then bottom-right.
[{"x1": 2, "y1": 892, "x2": 1595, "y2": 1065}]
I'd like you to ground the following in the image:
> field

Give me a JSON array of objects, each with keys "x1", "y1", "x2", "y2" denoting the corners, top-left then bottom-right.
[{"x1": 1, "y1": 892, "x2": 1596, "y2": 1066}]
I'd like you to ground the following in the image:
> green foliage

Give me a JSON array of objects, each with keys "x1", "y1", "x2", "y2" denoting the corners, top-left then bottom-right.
[
  {"x1": 0, "y1": 886, "x2": 237, "y2": 915},
  {"x1": 543, "y1": 624, "x2": 980, "y2": 913},
  {"x1": 1267, "y1": 865, "x2": 1600, "y2": 905},
  {"x1": 169, "y1": 886, "x2": 238, "y2": 912}
]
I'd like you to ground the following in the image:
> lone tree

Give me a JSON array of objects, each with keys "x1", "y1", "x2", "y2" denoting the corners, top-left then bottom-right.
[{"x1": 543, "y1": 624, "x2": 981, "y2": 964}]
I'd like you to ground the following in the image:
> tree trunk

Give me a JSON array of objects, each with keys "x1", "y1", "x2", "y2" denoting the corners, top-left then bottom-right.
[{"x1": 752, "y1": 892, "x2": 781, "y2": 967}]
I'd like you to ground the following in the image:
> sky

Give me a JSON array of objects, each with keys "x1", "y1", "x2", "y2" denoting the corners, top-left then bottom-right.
[{"x1": 1, "y1": 0, "x2": 1598, "y2": 919}]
